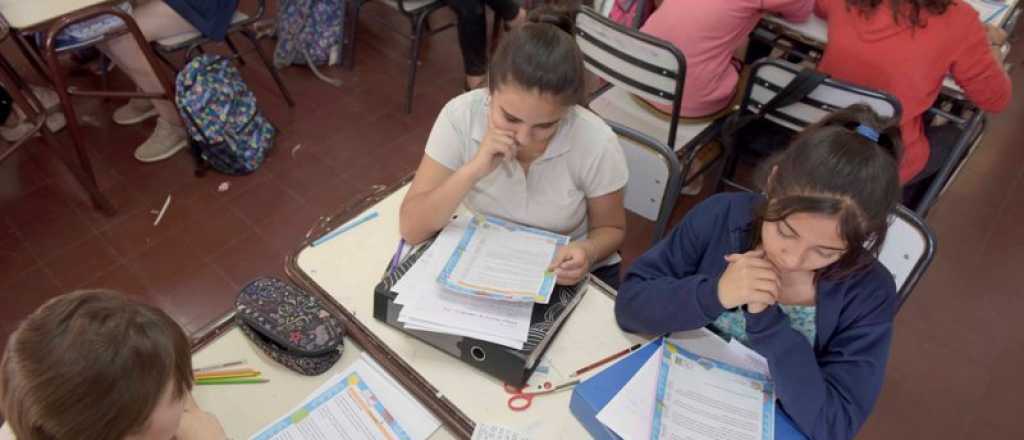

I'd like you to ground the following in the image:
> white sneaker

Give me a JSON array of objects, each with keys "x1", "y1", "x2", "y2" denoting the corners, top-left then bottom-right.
[
  {"x1": 0, "y1": 120, "x2": 37, "y2": 143},
  {"x1": 113, "y1": 98, "x2": 158, "y2": 126},
  {"x1": 134, "y1": 118, "x2": 188, "y2": 163}
]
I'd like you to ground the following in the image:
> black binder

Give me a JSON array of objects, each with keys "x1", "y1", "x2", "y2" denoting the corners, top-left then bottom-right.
[{"x1": 373, "y1": 239, "x2": 585, "y2": 387}]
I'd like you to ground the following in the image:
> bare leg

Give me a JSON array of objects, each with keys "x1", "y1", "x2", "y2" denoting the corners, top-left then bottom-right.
[{"x1": 100, "y1": 0, "x2": 196, "y2": 125}]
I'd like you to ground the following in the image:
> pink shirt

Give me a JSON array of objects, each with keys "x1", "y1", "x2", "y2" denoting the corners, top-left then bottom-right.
[{"x1": 642, "y1": 0, "x2": 814, "y2": 117}]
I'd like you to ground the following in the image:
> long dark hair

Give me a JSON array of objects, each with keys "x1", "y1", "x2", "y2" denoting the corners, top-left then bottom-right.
[
  {"x1": 488, "y1": 5, "x2": 585, "y2": 106},
  {"x1": 749, "y1": 104, "x2": 902, "y2": 279},
  {"x1": 846, "y1": 0, "x2": 953, "y2": 28}
]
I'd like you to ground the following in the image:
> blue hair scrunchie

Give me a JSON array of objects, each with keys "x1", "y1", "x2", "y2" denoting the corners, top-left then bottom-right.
[{"x1": 855, "y1": 124, "x2": 880, "y2": 143}]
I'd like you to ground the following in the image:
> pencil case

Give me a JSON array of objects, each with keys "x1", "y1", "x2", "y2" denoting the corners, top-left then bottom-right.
[{"x1": 236, "y1": 277, "x2": 345, "y2": 376}]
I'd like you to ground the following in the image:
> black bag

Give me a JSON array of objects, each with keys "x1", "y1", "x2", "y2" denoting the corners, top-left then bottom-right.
[
  {"x1": 721, "y1": 68, "x2": 829, "y2": 163},
  {"x1": 236, "y1": 277, "x2": 345, "y2": 375}
]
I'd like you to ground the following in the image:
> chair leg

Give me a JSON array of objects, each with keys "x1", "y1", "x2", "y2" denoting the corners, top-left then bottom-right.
[
  {"x1": 152, "y1": 46, "x2": 180, "y2": 71},
  {"x1": 30, "y1": 49, "x2": 116, "y2": 214},
  {"x1": 405, "y1": 14, "x2": 430, "y2": 114},
  {"x1": 225, "y1": 34, "x2": 246, "y2": 66},
  {"x1": 341, "y1": 1, "x2": 363, "y2": 70},
  {"x1": 242, "y1": 30, "x2": 295, "y2": 107}
]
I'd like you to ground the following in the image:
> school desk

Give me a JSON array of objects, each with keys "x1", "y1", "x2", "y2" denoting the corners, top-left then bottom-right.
[
  {"x1": 0, "y1": 0, "x2": 175, "y2": 214},
  {"x1": 757, "y1": 0, "x2": 1018, "y2": 95},
  {"x1": 189, "y1": 180, "x2": 647, "y2": 439}
]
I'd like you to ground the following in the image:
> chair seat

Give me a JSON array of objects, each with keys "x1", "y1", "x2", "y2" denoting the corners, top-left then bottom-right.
[
  {"x1": 381, "y1": 0, "x2": 444, "y2": 14},
  {"x1": 589, "y1": 85, "x2": 713, "y2": 153},
  {"x1": 156, "y1": 11, "x2": 249, "y2": 48}
]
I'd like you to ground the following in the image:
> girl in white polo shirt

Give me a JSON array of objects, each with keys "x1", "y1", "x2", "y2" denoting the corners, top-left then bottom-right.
[{"x1": 399, "y1": 6, "x2": 629, "y2": 288}]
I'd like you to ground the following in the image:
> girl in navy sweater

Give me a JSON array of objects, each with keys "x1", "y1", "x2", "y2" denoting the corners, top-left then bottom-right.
[{"x1": 616, "y1": 105, "x2": 903, "y2": 440}]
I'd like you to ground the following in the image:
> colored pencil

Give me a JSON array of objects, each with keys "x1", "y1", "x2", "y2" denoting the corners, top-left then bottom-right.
[
  {"x1": 195, "y1": 377, "x2": 269, "y2": 385},
  {"x1": 193, "y1": 360, "x2": 245, "y2": 372},
  {"x1": 568, "y1": 343, "x2": 643, "y2": 378},
  {"x1": 194, "y1": 370, "x2": 262, "y2": 380}
]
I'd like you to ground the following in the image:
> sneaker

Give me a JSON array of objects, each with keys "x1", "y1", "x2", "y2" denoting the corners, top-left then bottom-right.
[
  {"x1": 45, "y1": 111, "x2": 66, "y2": 133},
  {"x1": 29, "y1": 85, "x2": 60, "y2": 110},
  {"x1": 134, "y1": 118, "x2": 188, "y2": 163},
  {"x1": 0, "y1": 120, "x2": 37, "y2": 143},
  {"x1": 113, "y1": 98, "x2": 157, "y2": 126}
]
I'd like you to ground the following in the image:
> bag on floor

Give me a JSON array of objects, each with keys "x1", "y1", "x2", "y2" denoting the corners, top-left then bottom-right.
[
  {"x1": 236, "y1": 277, "x2": 345, "y2": 376},
  {"x1": 175, "y1": 54, "x2": 276, "y2": 176},
  {"x1": 274, "y1": 0, "x2": 344, "y2": 86}
]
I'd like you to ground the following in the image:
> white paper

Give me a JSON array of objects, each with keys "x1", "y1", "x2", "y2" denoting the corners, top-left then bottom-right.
[
  {"x1": 249, "y1": 358, "x2": 441, "y2": 440},
  {"x1": 452, "y1": 223, "x2": 559, "y2": 295},
  {"x1": 471, "y1": 423, "x2": 532, "y2": 440},
  {"x1": 965, "y1": 0, "x2": 1008, "y2": 23},
  {"x1": 393, "y1": 217, "x2": 533, "y2": 349},
  {"x1": 727, "y1": 339, "x2": 771, "y2": 377},
  {"x1": 595, "y1": 345, "x2": 662, "y2": 440},
  {"x1": 652, "y1": 342, "x2": 773, "y2": 440}
]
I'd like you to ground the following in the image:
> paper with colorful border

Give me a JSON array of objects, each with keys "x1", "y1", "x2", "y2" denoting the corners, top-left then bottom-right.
[
  {"x1": 650, "y1": 339, "x2": 775, "y2": 440},
  {"x1": 437, "y1": 215, "x2": 568, "y2": 304}
]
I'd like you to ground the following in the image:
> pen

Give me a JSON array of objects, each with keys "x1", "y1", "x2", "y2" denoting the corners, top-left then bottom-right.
[
  {"x1": 312, "y1": 211, "x2": 379, "y2": 247},
  {"x1": 568, "y1": 343, "x2": 644, "y2": 378}
]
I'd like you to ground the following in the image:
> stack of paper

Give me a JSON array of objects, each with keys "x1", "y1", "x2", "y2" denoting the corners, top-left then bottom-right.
[
  {"x1": 596, "y1": 331, "x2": 772, "y2": 440},
  {"x1": 250, "y1": 353, "x2": 441, "y2": 440},
  {"x1": 394, "y1": 216, "x2": 535, "y2": 350}
]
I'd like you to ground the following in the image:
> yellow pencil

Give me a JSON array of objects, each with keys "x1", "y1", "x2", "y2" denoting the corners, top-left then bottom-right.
[{"x1": 194, "y1": 368, "x2": 260, "y2": 379}]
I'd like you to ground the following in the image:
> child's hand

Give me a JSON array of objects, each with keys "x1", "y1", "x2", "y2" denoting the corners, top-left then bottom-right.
[
  {"x1": 746, "y1": 302, "x2": 771, "y2": 314},
  {"x1": 717, "y1": 250, "x2": 780, "y2": 310},
  {"x1": 986, "y1": 24, "x2": 1008, "y2": 46},
  {"x1": 466, "y1": 122, "x2": 517, "y2": 179},
  {"x1": 549, "y1": 243, "x2": 591, "y2": 285}
]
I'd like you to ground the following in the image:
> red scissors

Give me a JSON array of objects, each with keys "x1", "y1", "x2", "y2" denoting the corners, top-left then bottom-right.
[{"x1": 504, "y1": 379, "x2": 580, "y2": 411}]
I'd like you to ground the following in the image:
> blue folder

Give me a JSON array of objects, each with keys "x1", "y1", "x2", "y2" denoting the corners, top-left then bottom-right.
[{"x1": 569, "y1": 338, "x2": 810, "y2": 440}]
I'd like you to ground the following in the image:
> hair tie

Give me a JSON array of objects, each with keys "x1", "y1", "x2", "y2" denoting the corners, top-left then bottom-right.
[{"x1": 855, "y1": 124, "x2": 880, "y2": 143}]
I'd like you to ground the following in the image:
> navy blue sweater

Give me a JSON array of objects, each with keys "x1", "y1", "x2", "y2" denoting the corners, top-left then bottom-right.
[
  {"x1": 616, "y1": 192, "x2": 898, "y2": 440},
  {"x1": 165, "y1": 0, "x2": 239, "y2": 41}
]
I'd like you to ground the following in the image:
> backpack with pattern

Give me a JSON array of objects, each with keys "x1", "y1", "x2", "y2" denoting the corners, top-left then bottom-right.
[
  {"x1": 175, "y1": 55, "x2": 276, "y2": 175},
  {"x1": 274, "y1": 0, "x2": 345, "y2": 86},
  {"x1": 608, "y1": 0, "x2": 655, "y2": 29}
]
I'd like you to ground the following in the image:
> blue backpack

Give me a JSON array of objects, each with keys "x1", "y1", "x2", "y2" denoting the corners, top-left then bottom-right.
[
  {"x1": 175, "y1": 55, "x2": 276, "y2": 175},
  {"x1": 274, "y1": 0, "x2": 344, "y2": 86}
]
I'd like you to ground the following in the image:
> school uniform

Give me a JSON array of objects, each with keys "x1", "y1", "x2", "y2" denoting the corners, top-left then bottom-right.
[
  {"x1": 425, "y1": 89, "x2": 629, "y2": 284},
  {"x1": 616, "y1": 192, "x2": 898, "y2": 440},
  {"x1": 815, "y1": 0, "x2": 1012, "y2": 183}
]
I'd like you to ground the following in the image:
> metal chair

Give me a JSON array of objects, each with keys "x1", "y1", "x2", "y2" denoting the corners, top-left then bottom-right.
[
  {"x1": 878, "y1": 204, "x2": 937, "y2": 312},
  {"x1": 718, "y1": 58, "x2": 902, "y2": 189},
  {"x1": 606, "y1": 119, "x2": 682, "y2": 245},
  {"x1": 575, "y1": 7, "x2": 722, "y2": 201},
  {"x1": 347, "y1": 0, "x2": 456, "y2": 113},
  {"x1": 152, "y1": 0, "x2": 294, "y2": 107}
]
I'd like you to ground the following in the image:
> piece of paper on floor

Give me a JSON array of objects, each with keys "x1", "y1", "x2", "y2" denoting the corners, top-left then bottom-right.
[
  {"x1": 595, "y1": 344, "x2": 662, "y2": 440},
  {"x1": 471, "y1": 423, "x2": 532, "y2": 440}
]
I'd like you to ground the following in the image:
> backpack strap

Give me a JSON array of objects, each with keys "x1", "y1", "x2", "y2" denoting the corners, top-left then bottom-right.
[{"x1": 722, "y1": 67, "x2": 828, "y2": 144}]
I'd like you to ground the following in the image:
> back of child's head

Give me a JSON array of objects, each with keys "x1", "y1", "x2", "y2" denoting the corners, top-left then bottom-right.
[
  {"x1": 846, "y1": 0, "x2": 953, "y2": 27},
  {"x1": 0, "y1": 290, "x2": 192, "y2": 440},
  {"x1": 754, "y1": 104, "x2": 903, "y2": 277},
  {"x1": 488, "y1": 4, "x2": 585, "y2": 106}
]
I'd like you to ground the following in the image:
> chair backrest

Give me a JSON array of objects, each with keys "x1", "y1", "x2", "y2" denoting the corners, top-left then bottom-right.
[
  {"x1": 877, "y1": 205, "x2": 936, "y2": 312},
  {"x1": 575, "y1": 7, "x2": 686, "y2": 145},
  {"x1": 740, "y1": 58, "x2": 902, "y2": 132},
  {"x1": 606, "y1": 119, "x2": 682, "y2": 244}
]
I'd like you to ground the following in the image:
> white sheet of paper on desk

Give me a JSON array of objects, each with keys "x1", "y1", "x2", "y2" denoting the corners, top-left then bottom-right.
[
  {"x1": 394, "y1": 216, "x2": 470, "y2": 306},
  {"x1": 595, "y1": 344, "x2": 662, "y2": 440},
  {"x1": 249, "y1": 358, "x2": 440, "y2": 440},
  {"x1": 727, "y1": 339, "x2": 771, "y2": 377},
  {"x1": 471, "y1": 423, "x2": 533, "y2": 440}
]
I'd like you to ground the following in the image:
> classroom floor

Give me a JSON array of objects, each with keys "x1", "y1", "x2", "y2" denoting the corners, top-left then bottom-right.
[{"x1": 1, "y1": 3, "x2": 1022, "y2": 438}]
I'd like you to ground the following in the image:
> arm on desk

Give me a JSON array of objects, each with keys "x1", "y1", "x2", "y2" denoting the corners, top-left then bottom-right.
[
  {"x1": 615, "y1": 196, "x2": 729, "y2": 335},
  {"x1": 764, "y1": 0, "x2": 815, "y2": 22},
  {"x1": 812, "y1": 0, "x2": 831, "y2": 20},
  {"x1": 950, "y1": 18, "x2": 1012, "y2": 112},
  {"x1": 744, "y1": 272, "x2": 897, "y2": 440}
]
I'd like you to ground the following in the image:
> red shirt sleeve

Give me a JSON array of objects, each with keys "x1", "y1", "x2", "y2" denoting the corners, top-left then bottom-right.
[{"x1": 949, "y1": 7, "x2": 1012, "y2": 112}]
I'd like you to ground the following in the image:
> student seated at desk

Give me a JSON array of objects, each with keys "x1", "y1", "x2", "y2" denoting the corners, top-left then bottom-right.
[
  {"x1": 814, "y1": 0, "x2": 1012, "y2": 192},
  {"x1": 400, "y1": 6, "x2": 629, "y2": 288},
  {"x1": 615, "y1": 105, "x2": 902, "y2": 440},
  {"x1": 0, "y1": 290, "x2": 225, "y2": 440},
  {"x1": 639, "y1": 0, "x2": 814, "y2": 119},
  {"x1": 100, "y1": 0, "x2": 238, "y2": 163}
]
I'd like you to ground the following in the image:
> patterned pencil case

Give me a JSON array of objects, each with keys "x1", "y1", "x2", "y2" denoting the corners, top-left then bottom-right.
[{"x1": 236, "y1": 277, "x2": 345, "y2": 376}]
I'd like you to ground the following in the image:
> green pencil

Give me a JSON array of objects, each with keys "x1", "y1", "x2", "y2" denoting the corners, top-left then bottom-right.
[{"x1": 195, "y1": 377, "x2": 269, "y2": 385}]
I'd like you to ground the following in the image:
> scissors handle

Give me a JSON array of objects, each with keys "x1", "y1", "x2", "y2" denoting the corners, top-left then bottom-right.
[{"x1": 507, "y1": 394, "x2": 533, "y2": 411}]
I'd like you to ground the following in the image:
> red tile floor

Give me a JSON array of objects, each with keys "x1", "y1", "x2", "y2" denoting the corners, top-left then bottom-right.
[{"x1": 1, "y1": 4, "x2": 1023, "y2": 438}]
